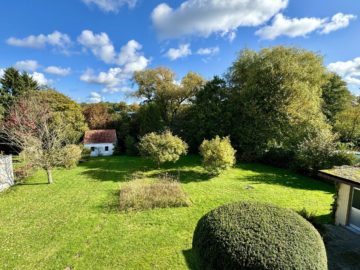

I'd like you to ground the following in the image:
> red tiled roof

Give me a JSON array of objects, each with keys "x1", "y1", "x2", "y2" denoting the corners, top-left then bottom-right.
[{"x1": 84, "y1": 129, "x2": 117, "y2": 144}]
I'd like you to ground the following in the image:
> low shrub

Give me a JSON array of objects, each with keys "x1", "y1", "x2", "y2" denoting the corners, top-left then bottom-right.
[
  {"x1": 138, "y1": 131, "x2": 188, "y2": 167},
  {"x1": 199, "y1": 136, "x2": 236, "y2": 175},
  {"x1": 13, "y1": 163, "x2": 34, "y2": 182},
  {"x1": 61, "y1": 144, "x2": 82, "y2": 169},
  {"x1": 193, "y1": 201, "x2": 327, "y2": 270},
  {"x1": 119, "y1": 179, "x2": 190, "y2": 211},
  {"x1": 297, "y1": 208, "x2": 325, "y2": 235},
  {"x1": 80, "y1": 147, "x2": 91, "y2": 162}
]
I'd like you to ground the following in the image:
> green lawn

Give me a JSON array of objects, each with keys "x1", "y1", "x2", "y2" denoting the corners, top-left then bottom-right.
[{"x1": 0, "y1": 155, "x2": 334, "y2": 270}]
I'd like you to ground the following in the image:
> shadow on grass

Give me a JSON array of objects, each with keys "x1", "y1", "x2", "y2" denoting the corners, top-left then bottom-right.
[
  {"x1": 148, "y1": 169, "x2": 212, "y2": 183},
  {"x1": 96, "y1": 189, "x2": 120, "y2": 214},
  {"x1": 17, "y1": 182, "x2": 48, "y2": 186},
  {"x1": 183, "y1": 249, "x2": 199, "y2": 270},
  {"x1": 236, "y1": 163, "x2": 334, "y2": 193}
]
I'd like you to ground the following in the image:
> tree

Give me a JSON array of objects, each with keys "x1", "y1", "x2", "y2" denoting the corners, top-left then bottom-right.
[
  {"x1": 33, "y1": 90, "x2": 88, "y2": 143},
  {"x1": 182, "y1": 77, "x2": 231, "y2": 150},
  {"x1": 228, "y1": 47, "x2": 331, "y2": 159},
  {"x1": 199, "y1": 136, "x2": 236, "y2": 175},
  {"x1": 138, "y1": 131, "x2": 188, "y2": 167},
  {"x1": 82, "y1": 103, "x2": 114, "y2": 129},
  {"x1": 334, "y1": 104, "x2": 360, "y2": 145},
  {"x1": 322, "y1": 72, "x2": 353, "y2": 124},
  {"x1": 133, "y1": 67, "x2": 205, "y2": 127},
  {"x1": 0, "y1": 67, "x2": 39, "y2": 107},
  {"x1": 1, "y1": 96, "x2": 81, "y2": 183}
]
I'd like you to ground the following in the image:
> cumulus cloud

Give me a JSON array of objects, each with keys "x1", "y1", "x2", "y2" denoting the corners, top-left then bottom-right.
[
  {"x1": 44, "y1": 66, "x2": 71, "y2": 76},
  {"x1": 165, "y1": 44, "x2": 191, "y2": 60},
  {"x1": 82, "y1": 0, "x2": 137, "y2": 12},
  {"x1": 78, "y1": 30, "x2": 149, "y2": 69},
  {"x1": 14, "y1": 60, "x2": 39, "y2": 72},
  {"x1": 151, "y1": 0, "x2": 288, "y2": 39},
  {"x1": 328, "y1": 57, "x2": 360, "y2": 86},
  {"x1": 7, "y1": 31, "x2": 71, "y2": 49},
  {"x1": 78, "y1": 30, "x2": 149, "y2": 92},
  {"x1": 30, "y1": 72, "x2": 50, "y2": 86},
  {"x1": 88, "y1": 91, "x2": 104, "y2": 103},
  {"x1": 196, "y1": 46, "x2": 219, "y2": 56},
  {"x1": 320, "y1": 13, "x2": 356, "y2": 34},
  {"x1": 256, "y1": 12, "x2": 356, "y2": 40}
]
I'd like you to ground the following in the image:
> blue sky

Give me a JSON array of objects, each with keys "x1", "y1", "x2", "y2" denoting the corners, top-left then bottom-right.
[{"x1": 0, "y1": 0, "x2": 359, "y2": 103}]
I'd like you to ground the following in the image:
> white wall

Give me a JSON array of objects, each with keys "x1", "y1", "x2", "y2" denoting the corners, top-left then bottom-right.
[
  {"x1": 84, "y1": 143, "x2": 115, "y2": 157},
  {"x1": 0, "y1": 155, "x2": 14, "y2": 192},
  {"x1": 335, "y1": 183, "x2": 351, "y2": 226}
]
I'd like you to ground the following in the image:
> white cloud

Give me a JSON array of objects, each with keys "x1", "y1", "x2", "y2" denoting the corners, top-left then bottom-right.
[
  {"x1": 82, "y1": 0, "x2": 137, "y2": 12},
  {"x1": 165, "y1": 44, "x2": 191, "y2": 60},
  {"x1": 328, "y1": 57, "x2": 360, "y2": 86},
  {"x1": 14, "y1": 60, "x2": 39, "y2": 72},
  {"x1": 197, "y1": 46, "x2": 219, "y2": 56},
  {"x1": 30, "y1": 72, "x2": 50, "y2": 86},
  {"x1": 151, "y1": 0, "x2": 288, "y2": 39},
  {"x1": 44, "y1": 66, "x2": 71, "y2": 76},
  {"x1": 78, "y1": 30, "x2": 149, "y2": 69},
  {"x1": 7, "y1": 31, "x2": 71, "y2": 49},
  {"x1": 320, "y1": 13, "x2": 356, "y2": 34},
  {"x1": 255, "y1": 14, "x2": 325, "y2": 40},
  {"x1": 256, "y1": 12, "x2": 356, "y2": 40},
  {"x1": 88, "y1": 91, "x2": 104, "y2": 103}
]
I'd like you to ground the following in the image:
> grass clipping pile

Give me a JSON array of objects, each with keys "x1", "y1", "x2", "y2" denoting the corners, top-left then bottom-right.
[{"x1": 119, "y1": 177, "x2": 190, "y2": 211}]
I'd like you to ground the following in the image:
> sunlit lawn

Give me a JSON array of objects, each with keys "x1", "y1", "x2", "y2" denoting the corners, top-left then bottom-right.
[{"x1": 0, "y1": 155, "x2": 334, "y2": 269}]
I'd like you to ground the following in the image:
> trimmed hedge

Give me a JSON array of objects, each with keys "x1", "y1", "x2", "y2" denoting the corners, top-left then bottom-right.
[{"x1": 192, "y1": 202, "x2": 327, "y2": 270}]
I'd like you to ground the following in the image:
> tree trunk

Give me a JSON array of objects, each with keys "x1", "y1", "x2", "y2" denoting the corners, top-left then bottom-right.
[{"x1": 46, "y1": 169, "x2": 53, "y2": 184}]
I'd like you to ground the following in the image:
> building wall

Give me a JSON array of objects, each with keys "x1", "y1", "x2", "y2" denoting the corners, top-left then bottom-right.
[
  {"x1": 0, "y1": 155, "x2": 14, "y2": 192},
  {"x1": 84, "y1": 143, "x2": 115, "y2": 157},
  {"x1": 335, "y1": 183, "x2": 351, "y2": 226}
]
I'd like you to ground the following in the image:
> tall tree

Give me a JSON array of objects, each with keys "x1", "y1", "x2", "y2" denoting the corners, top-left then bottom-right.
[
  {"x1": 228, "y1": 47, "x2": 331, "y2": 159},
  {"x1": 133, "y1": 67, "x2": 205, "y2": 127},
  {"x1": 322, "y1": 72, "x2": 353, "y2": 124},
  {"x1": 0, "y1": 67, "x2": 39, "y2": 107},
  {"x1": 82, "y1": 103, "x2": 114, "y2": 129}
]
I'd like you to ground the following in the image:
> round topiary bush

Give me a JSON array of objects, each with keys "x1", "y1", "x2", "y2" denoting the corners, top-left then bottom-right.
[{"x1": 192, "y1": 202, "x2": 327, "y2": 270}]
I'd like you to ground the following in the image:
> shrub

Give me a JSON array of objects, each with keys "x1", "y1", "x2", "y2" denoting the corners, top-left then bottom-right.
[
  {"x1": 193, "y1": 201, "x2": 327, "y2": 270},
  {"x1": 297, "y1": 208, "x2": 325, "y2": 235},
  {"x1": 138, "y1": 131, "x2": 188, "y2": 167},
  {"x1": 199, "y1": 136, "x2": 236, "y2": 174},
  {"x1": 295, "y1": 129, "x2": 357, "y2": 172},
  {"x1": 13, "y1": 163, "x2": 34, "y2": 182},
  {"x1": 60, "y1": 144, "x2": 82, "y2": 169},
  {"x1": 124, "y1": 135, "x2": 138, "y2": 156},
  {"x1": 119, "y1": 179, "x2": 190, "y2": 211}
]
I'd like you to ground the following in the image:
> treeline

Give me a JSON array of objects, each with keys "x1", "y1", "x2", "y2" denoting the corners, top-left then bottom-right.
[{"x1": 1, "y1": 46, "x2": 360, "y2": 172}]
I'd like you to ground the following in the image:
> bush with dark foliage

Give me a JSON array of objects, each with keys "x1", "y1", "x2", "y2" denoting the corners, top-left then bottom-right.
[{"x1": 192, "y1": 201, "x2": 327, "y2": 270}]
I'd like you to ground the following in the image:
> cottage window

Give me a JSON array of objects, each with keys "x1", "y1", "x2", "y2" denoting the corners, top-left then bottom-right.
[
  {"x1": 91, "y1": 147, "x2": 95, "y2": 151},
  {"x1": 105, "y1": 146, "x2": 109, "y2": 151}
]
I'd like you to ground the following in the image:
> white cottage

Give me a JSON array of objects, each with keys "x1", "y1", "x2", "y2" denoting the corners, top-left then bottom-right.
[{"x1": 84, "y1": 129, "x2": 117, "y2": 157}]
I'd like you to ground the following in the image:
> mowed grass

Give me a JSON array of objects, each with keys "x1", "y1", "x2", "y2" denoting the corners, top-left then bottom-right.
[{"x1": 0, "y1": 155, "x2": 334, "y2": 270}]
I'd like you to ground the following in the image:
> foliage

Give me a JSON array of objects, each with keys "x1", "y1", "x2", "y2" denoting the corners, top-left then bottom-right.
[
  {"x1": 334, "y1": 104, "x2": 360, "y2": 146},
  {"x1": 80, "y1": 147, "x2": 91, "y2": 162},
  {"x1": 138, "y1": 131, "x2": 188, "y2": 166},
  {"x1": 0, "y1": 67, "x2": 39, "y2": 108},
  {"x1": 137, "y1": 102, "x2": 164, "y2": 136},
  {"x1": 228, "y1": 47, "x2": 331, "y2": 159},
  {"x1": 199, "y1": 136, "x2": 236, "y2": 174},
  {"x1": 1, "y1": 96, "x2": 78, "y2": 183},
  {"x1": 134, "y1": 67, "x2": 205, "y2": 127},
  {"x1": 321, "y1": 72, "x2": 353, "y2": 124},
  {"x1": 124, "y1": 135, "x2": 138, "y2": 156},
  {"x1": 60, "y1": 144, "x2": 82, "y2": 169},
  {"x1": 119, "y1": 179, "x2": 190, "y2": 211},
  {"x1": 82, "y1": 103, "x2": 114, "y2": 129},
  {"x1": 33, "y1": 89, "x2": 88, "y2": 143},
  {"x1": 297, "y1": 208, "x2": 325, "y2": 234},
  {"x1": 193, "y1": 201, "x2": 327, "y2": 270},
  {"x1": 0, "y1": 155, "x2": 334, "y2": 269},
  {"x1": 295, "y1": 129, "x2": 356, "y2": 171}
]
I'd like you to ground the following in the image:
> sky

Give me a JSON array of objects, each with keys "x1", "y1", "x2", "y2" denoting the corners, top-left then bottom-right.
[{"x1": 0, "y1": 0, "x2": 359, "y2": 103}]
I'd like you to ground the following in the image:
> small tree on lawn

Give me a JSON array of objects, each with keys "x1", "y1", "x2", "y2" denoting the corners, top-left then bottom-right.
[
  {"x1": 200, "y1": 136, "x2": 236, "y2": 175},
  {"x1": 138, "y1": 131, "x2": 188, "y2": 167},
  {"x1": 0, "y1": 96, "x2": 81, "y2": 184}
]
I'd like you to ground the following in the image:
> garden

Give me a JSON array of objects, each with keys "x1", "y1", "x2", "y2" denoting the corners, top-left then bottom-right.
[{"x1": 0, "y1": 155, "x2": 334, "y2": 269}]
